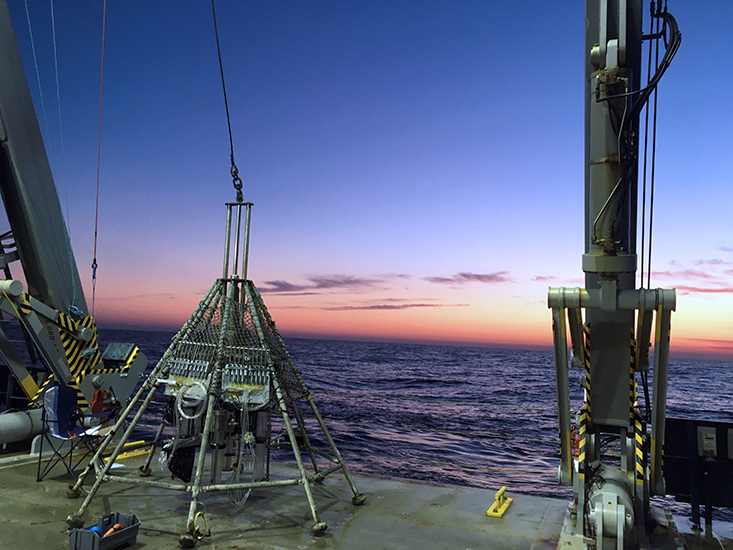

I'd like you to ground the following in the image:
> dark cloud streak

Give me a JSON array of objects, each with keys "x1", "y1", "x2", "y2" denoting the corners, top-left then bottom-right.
[
  {"x1": 260, "y1": 274, "x2": 379, "y2": 294},
  {"x1": 424, "y1": 271, "x2": 512, "y2": 284},
  {"x1": 323, "y1": 303, "x2": 469, "y2": 311}
]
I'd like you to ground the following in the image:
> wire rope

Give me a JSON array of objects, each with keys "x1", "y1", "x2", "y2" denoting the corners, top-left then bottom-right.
[
  {"x1": 211, "y1": 0, "x2": 243, "y2": 202},
  {"x1": 599, "y1": 3, "x2": 680, "y2": 252},
  {"x1": 48, "y1": 1, "x2": 82, "y2": 317},
  {"x1": 50, "y1": 0, "x2": 63, "y2": 156},
  {"x1": 640, "y1": 1, "x2": 656, "y2": 289},
  {"x1": 91, "y1": 0, "x2": 108, "y2": 316},
  {"x1": 646, "y1": 5, "x2": 663, "y2": 289},
  {"x1": 229, "y1": 391, "x2": 254, "y2": 508},
  {"x1": 23, "y1": 1, "x2": 81, "y2": 316},
  {"x1": 22, "y1": 1, "x2": 50, "y2": 140}
]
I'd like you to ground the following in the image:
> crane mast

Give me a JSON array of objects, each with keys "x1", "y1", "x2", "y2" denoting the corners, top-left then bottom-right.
[{"x1": 549, "y1": 1, "x2": 680, "y2": 547}]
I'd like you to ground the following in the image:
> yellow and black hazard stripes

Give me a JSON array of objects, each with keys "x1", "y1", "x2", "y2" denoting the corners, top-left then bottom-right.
[
  {"x1": 634, "y1": 412, "x2": 645, "y2": 487},
  {"x1": 31, "y1": 313, "x2": 102, "y2": 409},
  {"x1": 89, "y1": 345, "x2": 141, "y2": 375},
  {"x1": 629, "y1": 326, "x2": 645, "y2": 489},
  {"x1": 577, "y1": 402, "x2": 590, "y2": 482},
  {"x1": 577, "y1": 324, "x2": 592, "y2": 481},
  {"x1": 55, "y1": 310, "x2": 77, "y2": 333},
  {"x1": 59, "y1": 315, "x2": 101, "y2": 377},
  {"x1": 19, "y1": 292, "x2": 32, "y2": 315}
]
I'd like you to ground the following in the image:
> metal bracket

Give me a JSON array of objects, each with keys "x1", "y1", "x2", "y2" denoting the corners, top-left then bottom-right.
[{"x1": 486, "y1": 486, "x2": 513, "y2": 518}]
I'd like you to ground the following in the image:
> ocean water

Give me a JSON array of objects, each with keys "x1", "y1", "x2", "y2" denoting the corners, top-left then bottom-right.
[{"x1": 98, "y1": 328, "x2": 733, "y2": 519}]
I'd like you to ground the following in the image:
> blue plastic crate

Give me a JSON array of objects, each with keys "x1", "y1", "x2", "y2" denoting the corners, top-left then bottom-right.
[{"x1": 68, "y1": 512, "x2": 140, "y2": 550}]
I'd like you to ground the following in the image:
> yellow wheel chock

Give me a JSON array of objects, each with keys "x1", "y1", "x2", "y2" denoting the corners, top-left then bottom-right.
[{"x1": 486, "y1": 486, "x2": 513, "y2": 518}]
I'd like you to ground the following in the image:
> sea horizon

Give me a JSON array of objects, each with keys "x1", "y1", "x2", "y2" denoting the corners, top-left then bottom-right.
[{"x1": 98, "y1": 325, "x2": 733, "y2": 363}]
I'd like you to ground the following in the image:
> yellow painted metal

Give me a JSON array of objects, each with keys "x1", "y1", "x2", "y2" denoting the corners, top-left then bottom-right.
[
  {"x1": 18, "y1": 373, "x2": 38, "y2": 399},
  {"x1": 104, "y1": 441, "x2": 149, "y2": 462},
  {"x1": 486, "y1": 486, "x2": 513, "y2": 518}
]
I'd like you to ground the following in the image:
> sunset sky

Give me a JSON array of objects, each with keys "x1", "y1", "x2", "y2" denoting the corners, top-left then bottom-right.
[{"x1": 4, "y1": 1, "x2": 732, "y2": 359}]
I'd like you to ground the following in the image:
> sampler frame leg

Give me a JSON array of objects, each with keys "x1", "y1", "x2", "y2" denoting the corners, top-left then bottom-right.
[
  {"x1": 273, "y1": 376, "x2": 326, "y2": 532},
  {"x1": 306, "y1": 395, "x2": 365, "y2": 504},
  {"x1": 139, "y1": 419, "x2": 167, "y2": 476},
  {"x1": 291, "y1": 400, "x2": 321, "y2": 474}
]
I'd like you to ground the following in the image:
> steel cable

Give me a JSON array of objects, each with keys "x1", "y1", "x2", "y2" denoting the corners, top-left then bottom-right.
[
  {"x1": 211, "y1": 0, "x2": 243, "y2": 203},
  {"x1": 91, "y1": 0, "x2": 108, "y2": 316}
]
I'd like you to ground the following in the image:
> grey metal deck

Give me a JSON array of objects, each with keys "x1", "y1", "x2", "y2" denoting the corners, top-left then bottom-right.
[
  {"x1": 0, "y1": 452, "x2": 729, "y2": 550},
  {"x1": 0, "y1": 452, "x2": 567, "y2": 549}
]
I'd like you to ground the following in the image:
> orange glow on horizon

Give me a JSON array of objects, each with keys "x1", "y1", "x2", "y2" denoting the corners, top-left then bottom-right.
[
  {"x1": 90, "y1": 286, "x2": 733, "y2": 361},
  {"x1": 84, "y1": 267, "x2": 733, "y2": 361}
]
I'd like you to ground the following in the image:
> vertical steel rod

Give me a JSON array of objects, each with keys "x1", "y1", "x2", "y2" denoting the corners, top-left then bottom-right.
[
  {"x1": 232, "y1": 204, "x2": 242, "y2": 278},
  {"x1": 184, "y1": 280, "x2": 236, "y2": 537},
  {"x1": 139, "y1": 420, "x2": 168, "y2": 476},
  {"x1": 650, "y1": 305, "x2": 671, "y2": 496},
  {"x1": 222, "y1": 205, "x2": 233, "y2": 279},
  {"x1": 552, "y1": 307, "x2": 572, "y2": 486},
  {"x1": 242, "y1": 203, "x2": 252, "y2": 281}
]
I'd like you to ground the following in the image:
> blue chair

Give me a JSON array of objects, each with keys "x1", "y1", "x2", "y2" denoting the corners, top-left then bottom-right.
[{"x1": 36, "y1": 385, "x2": 112, "y2": 482}]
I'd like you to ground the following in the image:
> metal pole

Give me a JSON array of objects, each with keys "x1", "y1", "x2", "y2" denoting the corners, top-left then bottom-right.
[
  {"x1": 650, "y1": 305, "x2": 671, "y2": 495},
  {"x1": 232, "y1": 204, "x2": 242, "y2": 278},
  {"x1": 242, "y1": 203, "x2": 252, "y2": 280},
  {"x1": 552, "y1": 307, "x2": 573, "y2": 486},
  {"x1": 96, "y1": 473, "x2": 302, "y2": 492},
  {"x1": 183, "y1": 384, "x2": 217, "y2": 538},
  {"x1": 305, "y1": 394, "x2": 365, "y2": 505},
  {"x1": 290, "y1": 400, "x2": 320, "y2": 474},
  {"x1": 222, "y1": 204, "x2": 232, "y2": 279},
  {"x1": 138, "y1": 420, "x2": 167, "y2": 476},
  {"x1": 273, "y1": 376, "x2": 326, "y2": 532},
  {"x1": 243, "y1": 282, "x2": 326, "y2": 532},
  {"x1": 183, "y1": 280, "x2": 236, "y2": 540}
]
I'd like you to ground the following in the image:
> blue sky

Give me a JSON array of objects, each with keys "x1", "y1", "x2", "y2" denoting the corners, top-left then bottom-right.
[{"x1": 5, "y1": 1, "x2": 732, "y2": 357}]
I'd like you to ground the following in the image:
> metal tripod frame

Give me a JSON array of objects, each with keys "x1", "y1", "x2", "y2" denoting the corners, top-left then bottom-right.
[{"x1": 65, "y1": 203, "x2": 365, "y2": 548}]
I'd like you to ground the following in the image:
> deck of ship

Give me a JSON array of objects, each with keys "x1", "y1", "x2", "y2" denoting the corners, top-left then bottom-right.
[{"x1": 0, "y1": 450, "x2": 730, "y2": 550}]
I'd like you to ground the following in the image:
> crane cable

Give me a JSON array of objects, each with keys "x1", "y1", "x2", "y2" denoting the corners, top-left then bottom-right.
[
  {"x1": 23, "y1": 1, "x2": 83, "y2": 317},
  {"x1": 639, "y1": 0, "x2": 673, "y2": 425},
  {"x1": 91, "y1": 0, "x2": 108, "y2": 317},
  {"x1": 22, "y1": 1, "x2": 51, "y2": 141},
  {"x1": 646, "y1": 0, "x2": 665, "y2": 290},
  {"x1": 211, "y1": 0, "x2": 243, "y2": 203},
  {"x1": 639, "y1": 0, "x2": 675, "y2": 290},
  {"x1": 50, "y1": 0, "x2": 82, "y2": 317}
]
